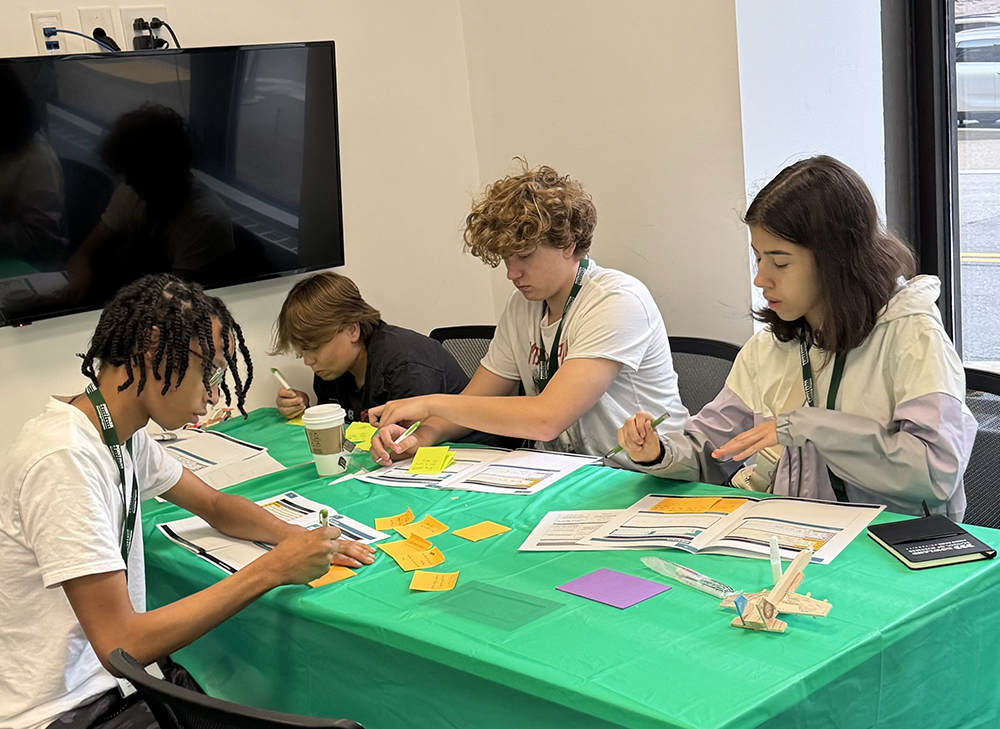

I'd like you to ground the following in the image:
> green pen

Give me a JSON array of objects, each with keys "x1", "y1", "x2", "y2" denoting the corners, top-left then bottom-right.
[
  {"x1": 392, "y1": 421, "x2": 421, "y2": 448},
  {"x1": 319, "y1": 508, "x2": 329, "y2": 528},
  {"x1": 604, "y1": 413, "x2": 668, "y2": 458}
]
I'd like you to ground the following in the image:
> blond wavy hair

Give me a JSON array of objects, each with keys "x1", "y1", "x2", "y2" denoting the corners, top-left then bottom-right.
[
  {"x1": 463, "y1": 159, "x2": 596, "y2": 267},
  {"x1": 270, "y1": 272, "x2": 382, "y2": 355}
]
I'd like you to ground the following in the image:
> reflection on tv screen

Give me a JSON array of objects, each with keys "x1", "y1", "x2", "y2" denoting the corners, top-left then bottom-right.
[{"x1": 0, "y1": 42, "x2": 343, "y2": 327}]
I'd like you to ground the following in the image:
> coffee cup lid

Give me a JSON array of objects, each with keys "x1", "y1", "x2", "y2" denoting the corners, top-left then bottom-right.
[{"x1": 301, "y1": 403, "x2": 346, "y2": 426}]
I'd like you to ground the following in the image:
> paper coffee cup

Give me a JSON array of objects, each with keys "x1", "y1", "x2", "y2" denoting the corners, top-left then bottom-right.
[{"x1": 301, "y1": 403, "x2": 348, "y2": 476}]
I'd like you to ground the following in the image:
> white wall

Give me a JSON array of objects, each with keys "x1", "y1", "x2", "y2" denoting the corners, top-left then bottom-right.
[
  {"x1": 0, "y1": 0, "x2": 494, "y2": 452},
  {"x1": 458, "y1": 0, "x2": 753, "y2": 342},
  {"x1": 736, "y1": 0, "x2": 886, "y2": 214}
]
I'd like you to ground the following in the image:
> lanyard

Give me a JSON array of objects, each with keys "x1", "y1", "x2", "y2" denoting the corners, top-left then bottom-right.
[
  {"x1": 535, "y1": 257, "x2": 589, "y2": 393},
  {"x1": 85, "y1": 384, "x2": 139, "y2": 570},
  {"x1": 798, "y1": 336, "x2": 849, "y2": 503}
]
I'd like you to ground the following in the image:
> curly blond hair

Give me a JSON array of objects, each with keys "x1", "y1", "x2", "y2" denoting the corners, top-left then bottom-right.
[{"x1": 463, "y1": 159, "x2": 596, "y2": 267}]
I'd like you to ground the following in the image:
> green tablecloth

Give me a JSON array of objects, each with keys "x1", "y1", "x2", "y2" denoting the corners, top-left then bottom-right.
[{"x1": 142, "y1": 410, "x2": 1000, "y2": 729}]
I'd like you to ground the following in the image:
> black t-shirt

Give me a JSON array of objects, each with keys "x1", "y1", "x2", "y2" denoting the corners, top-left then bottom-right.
[{"x1": 313, "y1": 323, "x2": 498, "y2": 446}]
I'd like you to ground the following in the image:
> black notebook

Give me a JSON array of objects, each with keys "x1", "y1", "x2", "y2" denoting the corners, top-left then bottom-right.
[{"x1": 868, "y1": 515, "x2": 996, "y2": 570}]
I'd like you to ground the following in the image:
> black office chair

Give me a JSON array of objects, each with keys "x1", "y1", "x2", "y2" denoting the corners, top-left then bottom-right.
[
  {"x1": 429, "y1": 325, "x2": 496, "y2": 380},
  {"x1": 962, "y1": 368, "x2": 1000, "y2": 528},
  {"x1": 107, "y1": 649, "x2": 364, "y2": 729},
  {"x1": 668, "y1": 336, "x2": 741, "y2": 415}
]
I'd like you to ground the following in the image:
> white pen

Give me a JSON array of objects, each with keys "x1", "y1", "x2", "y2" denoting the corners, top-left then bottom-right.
[
  {"x1": 377, "y1": 421, "x2": 421, "y2": 464},
  {"x1": 271, "y1": 367, "x2": 293, "y2": 391}
]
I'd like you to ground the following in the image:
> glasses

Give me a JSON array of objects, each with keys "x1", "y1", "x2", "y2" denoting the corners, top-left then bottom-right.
[{"x1": 188, "y1": 348, "x2": 226, "y2": 386}]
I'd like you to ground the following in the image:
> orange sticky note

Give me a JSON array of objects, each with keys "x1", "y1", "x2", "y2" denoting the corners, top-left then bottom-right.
[
  {"x1": 394, "y1": 546, "x2": 445, "y2": 572},
  {"x1": 375, "y1": 507, "x2": 415, "y2": 532},
  {"x1": 452, "y1": 521, "x2": 511, "y2": 542},
  {"x1": 309, "y1": 565, "x2": 356, "y2": 587},
  {"x1": 409, "y1": 570, "x2": 459, "y2": 592},
  {"x1": 648, "y1": 497, "x2": 722, "y2": 514},
  {"x1": 711, "y1": 498, "x2": 748, "y2": 514},
  {"x1": 395, "y1": 515, "x2": 448, "y2": 539},
  {"x1": 378, "y1": 533, "x2": 433, "y2": 560}
]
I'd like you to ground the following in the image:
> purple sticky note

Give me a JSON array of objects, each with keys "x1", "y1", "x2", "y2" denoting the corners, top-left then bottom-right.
[{"x1": 557, "y1": 568, "x2": 670, "y2": 609}]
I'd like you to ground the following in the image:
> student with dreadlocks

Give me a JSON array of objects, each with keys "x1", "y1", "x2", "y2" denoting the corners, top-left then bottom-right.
[{"x1": 0, "y1": 274, "x2": 375, "y2": 729}]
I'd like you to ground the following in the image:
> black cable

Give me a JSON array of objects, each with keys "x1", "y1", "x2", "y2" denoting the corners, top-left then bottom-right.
[
  {"x1": 149, "y1": 18, "x2": 181, "y2": 49},
  {"x1": 92, "y1": 28, "x2": 121, "y2": 52},
  {"x1": 51, "y1": 28, "x2": 117, "y2": 53},
  {"x1": 161, "y1": 21, "x2": 181, "y2": 49}
]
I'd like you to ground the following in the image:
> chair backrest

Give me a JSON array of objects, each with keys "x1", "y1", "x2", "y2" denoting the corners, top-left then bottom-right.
[
  {"x1": 963, "y1": 368, "x2": 1000, "y2": 528},
  {"x1": 108, "y1": 649, "x2": 363, "y2": 729},
  {"x1": 429, "y1": 325, "x2": 496, "y2": 379},
  {"x1": 668, "y1": 337, "x2": 741, "y2": 416}
]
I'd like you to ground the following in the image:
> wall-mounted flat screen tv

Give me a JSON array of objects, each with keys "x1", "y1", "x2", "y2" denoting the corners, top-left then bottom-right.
[{"x1": 0, "y1": 41, "x2": 343, "y2": 326}]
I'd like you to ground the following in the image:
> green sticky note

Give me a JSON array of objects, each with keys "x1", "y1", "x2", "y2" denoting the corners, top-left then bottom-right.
[{"x1": 424, "y1": 581, "x2": 565, "y2": 630}]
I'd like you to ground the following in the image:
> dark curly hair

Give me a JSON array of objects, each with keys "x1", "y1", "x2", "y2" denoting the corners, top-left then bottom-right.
[
  {"x1": 79, "y1": 274, "x2": 253, "y2": 415},
  {"x1": 746, "y1": 155, "x2": 915, "y2": 354},
  {"x1": 464, "y1": 158, "x2": 596, "y2": 267}
]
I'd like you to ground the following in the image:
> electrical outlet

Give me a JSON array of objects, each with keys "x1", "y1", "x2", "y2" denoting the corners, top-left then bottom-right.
[
  {"x1": 78, "y1": 7, "x2": 117, "y2": 52},
  {"x1": 119, "y1": 6, "x2": 167, "y2": 49},
  {"x1": 30, "y1": 11, "x2": 65, "y2": 55}
]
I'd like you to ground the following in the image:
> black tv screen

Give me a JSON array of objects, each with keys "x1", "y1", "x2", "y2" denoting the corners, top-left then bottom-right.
[{"x1": 0, "y1": 41, "x2": 343, "y2": 326}]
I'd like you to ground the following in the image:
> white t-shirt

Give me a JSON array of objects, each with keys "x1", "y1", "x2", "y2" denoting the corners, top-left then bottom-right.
[
  {"x1": 482, "y1": 259, "x2": 688, "y2": 461},
  {"x1": 0, "y1": 397, "x2": 183, "y2": 729}
]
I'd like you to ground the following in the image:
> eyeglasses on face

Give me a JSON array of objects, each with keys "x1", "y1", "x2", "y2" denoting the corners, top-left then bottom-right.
[{"x1": 188, "y1": 348, "x2": 226, "y2": 386}]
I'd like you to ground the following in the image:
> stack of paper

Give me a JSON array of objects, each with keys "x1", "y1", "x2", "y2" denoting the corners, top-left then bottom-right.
[
  {"x1": 161, "y1": 430, "x2": 284, "y2": 489},
  {"x1": 358, "y1": 448, "x2": 598, "y2": 495},
  {"x1": 158, "y1": 491, "x2": 390, "y2": 574}
]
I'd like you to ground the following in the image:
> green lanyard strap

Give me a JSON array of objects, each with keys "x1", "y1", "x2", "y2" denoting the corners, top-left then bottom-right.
[
  {"x1": 535, "y1": 257, "x2": 589, "y2": 393},
  {"x1": 798, "y1": 336, "x2": 849, "y2": 503},
  {"x1": 85, "y1": 384, "x2": 138, "y2": 571}
]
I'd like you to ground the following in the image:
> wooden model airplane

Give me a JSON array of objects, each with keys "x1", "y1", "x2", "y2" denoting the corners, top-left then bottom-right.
[{"x1": 719, "y1": 548, "x2": 831, "y2": 633}]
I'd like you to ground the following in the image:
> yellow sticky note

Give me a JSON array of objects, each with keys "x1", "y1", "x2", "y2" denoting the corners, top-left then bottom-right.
[
  {"x1": 378, "y1": 533, "x2": 433, "y2": 560},
  {"x1": 286, "y1": 416, "x2": 306, "y2": 427},
  {"x1": 394, "y1": 546, "x2": 445, "y2": 572},
  {"x1": 649, "y1": 497, "x2": 724, "y2": 514},
  {"x1": 375, "y1": 507, "x2": 415, "y2": 532},
  {"x1": 345, "y1": 422, "x2": 378, "y2": 451},
  {"x1": 309, "y1": 565, "x2": 356, "y2": 588},
  {"x1": 452, "y1": 521, "x2": 511, "y2": 542},
  {"x1": 395, "y1": 514, "x2": 448, "y2": 539},
  {"x1": 409, "y1": 570, "x2": 459, "y2": 592},
  {"x1": 408, "y1": 446, "x2": 453, "y2": 475}
]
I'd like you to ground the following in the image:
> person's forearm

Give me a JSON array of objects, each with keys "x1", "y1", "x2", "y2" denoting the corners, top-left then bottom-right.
[
  {"x1": 203, "y1": 492, "x2": 302, "y2": 544},
  {"x1": 429, "y1": 393, "x2": 569, "y2": 442},
  {"x1": 415, "y1": 415, "x2": 472, "y2": 447},
  {"x1": 72, "y1": 557, "x2": 283, "y2": 673}
]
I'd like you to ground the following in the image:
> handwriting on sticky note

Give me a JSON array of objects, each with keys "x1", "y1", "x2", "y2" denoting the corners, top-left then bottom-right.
[
  {"x1": 378, "y1": 533, "x2": 433, "y2": 560},
  {"x1": 375, "y1": 507, "x2": 415, "y2": 531},
  {"x1": 649, "y1": 497, "x2": 727, "y2": 514},
  {"x1": 309, "y1": 565, "x2": 356, "y2": 588},
  {"x1": 453, "y1": 521, "x2": 511, "y2": 542},
  {"x1": 395, "y1": 546, "x2": 445, "y2": 572},
  {"x1": 408, "y1": 446, "x2": 453, "y2": 475},
  {"x1": 345, "y1": 422, "x2": 378, "y2": 451},
  {"x1": 409, "y1": 570, "x2": 459, "y2": 591},
  {"x1": 395, "y1": 515, "x2": 448, "y2": 539}
]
